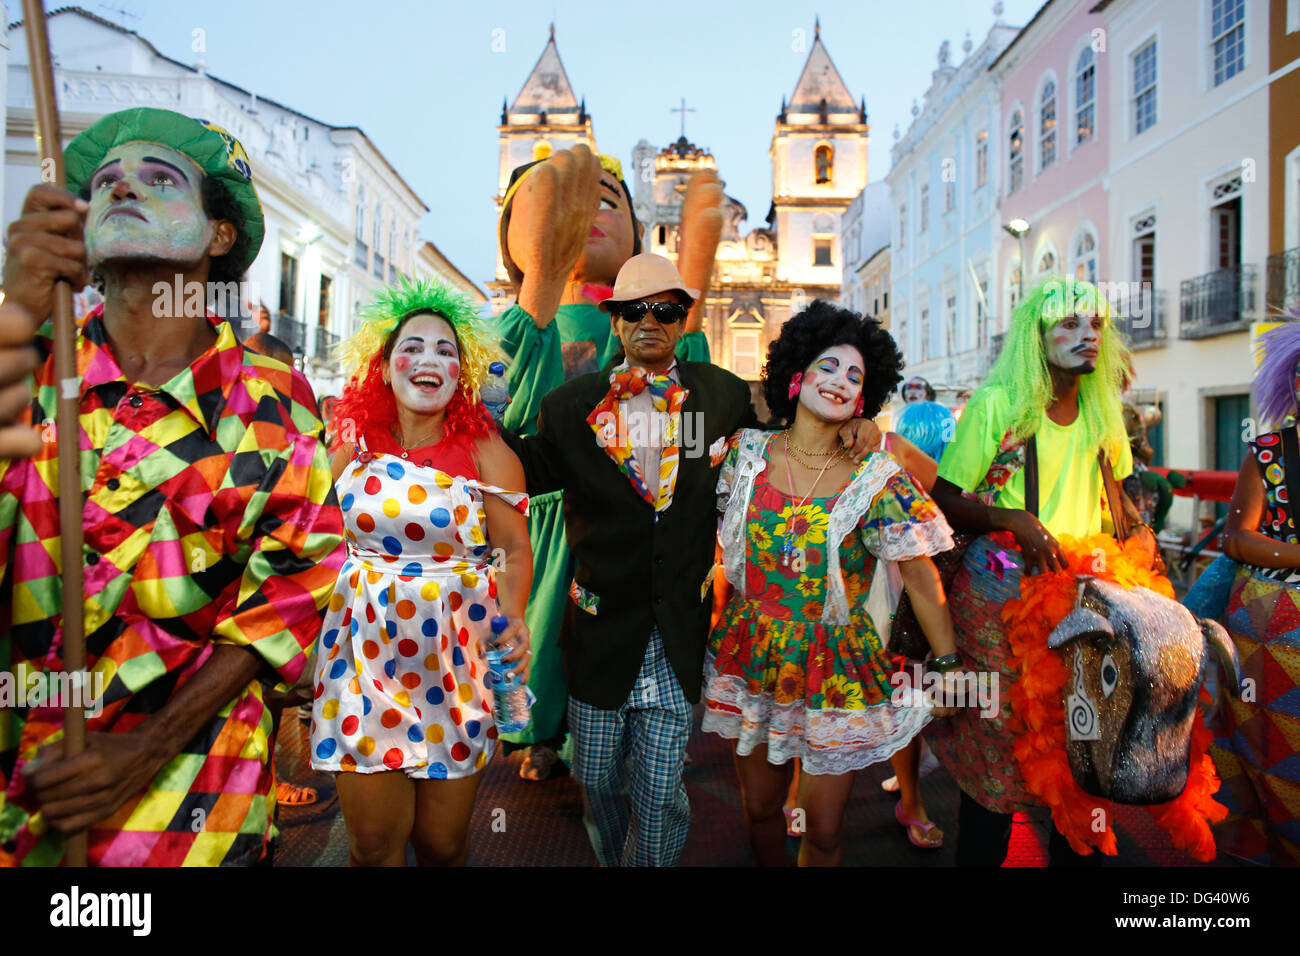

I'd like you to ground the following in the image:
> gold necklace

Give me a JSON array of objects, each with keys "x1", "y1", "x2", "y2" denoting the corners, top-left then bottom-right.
[
  {"x1": 778, "y1": 432, "x2": 844, "y2": 567},
  {"x1": 787, "y1": 445, "x2": 844, "y2": 471},
  {"x1": 787, "y1": 432, "x2": 841, "y2": 458},
  {"x1": 394, "y1": 425, "x2": 441, "y2": 459}
]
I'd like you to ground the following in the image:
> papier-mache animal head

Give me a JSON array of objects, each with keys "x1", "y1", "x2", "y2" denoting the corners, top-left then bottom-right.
[{"x1": 1047, "y1": 577, "x2": 1242, "y2": 805}]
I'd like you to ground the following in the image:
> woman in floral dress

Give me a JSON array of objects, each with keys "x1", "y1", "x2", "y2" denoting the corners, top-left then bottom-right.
[
  {"x1": 704, "y1": 301, "x2": 961, "y2": 867},
  {"x1": 310, "y1": 279, "x2": 532, "y2": 866}
]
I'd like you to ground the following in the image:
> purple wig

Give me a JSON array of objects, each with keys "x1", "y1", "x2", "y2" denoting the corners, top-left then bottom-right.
[{"x1": 1254, "y1": 311, "x2": 1300, "y2": 429}]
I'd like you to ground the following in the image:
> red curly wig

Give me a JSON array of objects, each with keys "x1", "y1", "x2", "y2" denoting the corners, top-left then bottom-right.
[{"x1": 331, "y1": 349, "x2": 494, "y2": 453}]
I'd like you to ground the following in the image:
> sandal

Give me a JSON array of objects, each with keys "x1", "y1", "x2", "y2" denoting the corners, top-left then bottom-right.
[
  {"x1": 276, "y1": 781, "x2": 318, "y2": 806},
  {"x1": 519, "y1": 744, "x2": 559, "y2": 782},
  {"x1": 895, "y1": 802, "x2": 942, "y2": 848}
]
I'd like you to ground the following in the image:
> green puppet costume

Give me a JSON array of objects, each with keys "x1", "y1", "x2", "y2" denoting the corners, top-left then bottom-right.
[{"x1": 497, "y1": 151, "x2": 716, "y2": 760}]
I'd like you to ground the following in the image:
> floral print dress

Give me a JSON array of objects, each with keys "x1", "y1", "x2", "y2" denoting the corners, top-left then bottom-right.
[{"x1": 702, "y1": 429, "x2": 954, "y2": 775}]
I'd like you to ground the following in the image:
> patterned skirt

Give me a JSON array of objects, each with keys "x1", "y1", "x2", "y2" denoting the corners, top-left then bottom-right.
[
  {"x1": 702, "y1": 599, "x2": 931, "y2": 776},
  {"x1": 924, "y1": 534, "x2": 1034, "y2": 814},
  {"x1": 1210, "y1": 565, "x2": 1300, "y2": 865}
]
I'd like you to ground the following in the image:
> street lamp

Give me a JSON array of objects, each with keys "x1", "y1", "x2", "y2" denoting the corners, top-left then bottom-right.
[{"x1": 1002, "y1": 219, "x2": 1030, "y2": 300}]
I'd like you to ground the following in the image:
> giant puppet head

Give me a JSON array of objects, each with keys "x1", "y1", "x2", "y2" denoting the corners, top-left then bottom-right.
[
  {"x1": 1048, "y1": 577, "x2": 1242, "y2": 804},
  {"x1": 65, "y1": 108, "x2": 264, "y2": 285},
  {"x1": 498, "y1": 152, "x2": 642, "y2": 291}
]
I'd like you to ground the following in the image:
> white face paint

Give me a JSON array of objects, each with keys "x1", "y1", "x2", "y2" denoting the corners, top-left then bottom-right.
[
  {"x1": 384, "y1": 314, "x2": 461, "y2": 416},
  {"x1": 798, "y1": 344, "x2": 865, "y2": 423},
  {"x1": 1043, "y1": 311, "x2": 1103, "y2": 374},
  {"x1": 902, "y1": 379, "x2": 928, "y2": 403}
]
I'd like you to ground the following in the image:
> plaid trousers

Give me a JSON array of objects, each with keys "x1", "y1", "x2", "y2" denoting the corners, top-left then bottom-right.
[{"x1": 567, "y1": 629, "x2": 693, "y2": 867}]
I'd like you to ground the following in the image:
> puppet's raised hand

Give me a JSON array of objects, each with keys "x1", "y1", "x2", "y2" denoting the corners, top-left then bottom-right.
[
  {"x1": 676, "y1": 169, "x2": 723, "y2": 333},
  {"x1": 511, "y1": 145, "x2": 602, "y2": 328}
]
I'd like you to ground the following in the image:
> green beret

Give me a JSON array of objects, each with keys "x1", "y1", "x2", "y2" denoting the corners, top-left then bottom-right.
[{"x1": 64, "y1": 107, "x2": 264, "y2": 273}]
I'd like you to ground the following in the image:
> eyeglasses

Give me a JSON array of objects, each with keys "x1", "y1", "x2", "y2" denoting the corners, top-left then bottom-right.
[{"x1": 615, "y1": 301, "x2": 688, "y2": 325}]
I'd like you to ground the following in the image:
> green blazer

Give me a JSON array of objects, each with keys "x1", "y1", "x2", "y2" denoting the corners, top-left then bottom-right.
[{"x1": 505, "y1": 361, "x2": 760, "y2": 709}]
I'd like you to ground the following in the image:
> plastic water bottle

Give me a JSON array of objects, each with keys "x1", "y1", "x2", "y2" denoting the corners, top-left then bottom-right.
[
  {"x1": 481, "y1": 362, "x2": 510, "y2": 424},
  {"x1": 485, "y1": 615, "x2": 531, "y2": 733}
]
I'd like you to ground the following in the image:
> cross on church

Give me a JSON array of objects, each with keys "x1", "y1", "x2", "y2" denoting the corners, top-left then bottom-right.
[{"x1": 670, "y1": 97, "x2": 695, "y2": 139}]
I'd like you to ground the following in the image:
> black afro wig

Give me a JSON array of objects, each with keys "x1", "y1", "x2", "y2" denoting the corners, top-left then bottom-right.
[{"x1": 761, "y1": 299, "x2": 904, "y2": 424}]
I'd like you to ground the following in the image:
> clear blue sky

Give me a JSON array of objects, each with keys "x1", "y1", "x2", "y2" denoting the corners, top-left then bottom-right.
[{"x1": 91, "y1": 0, "x2": 1046, "y2": 288}]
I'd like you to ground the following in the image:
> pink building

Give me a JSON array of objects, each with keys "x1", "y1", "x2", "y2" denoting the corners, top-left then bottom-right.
[{"x1": 992, "y1": 0, "x2": 1122, "y2": 335}]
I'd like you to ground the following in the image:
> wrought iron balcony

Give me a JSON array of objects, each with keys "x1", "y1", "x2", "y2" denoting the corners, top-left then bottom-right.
[
  {"x1": 314, "y1": 327, "x2": 339, "y2": 363},
  {"x1": 1115, "y1": 289, "x2": 1167, "y2": 349},
  {"x1": 1179, "y1": 264, "x2": 1258, "y2": 338},
  {"x1": 1266, "y1": 247, "x2": 1300, "y2": 314},
  {"x1": 272, "y1": 313, "x2": 307, "y2": 355}
]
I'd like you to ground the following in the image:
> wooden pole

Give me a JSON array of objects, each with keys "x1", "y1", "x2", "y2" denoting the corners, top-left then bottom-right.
[{"x1": 21, "y1": 0, "x2": 87, "y2": 868}]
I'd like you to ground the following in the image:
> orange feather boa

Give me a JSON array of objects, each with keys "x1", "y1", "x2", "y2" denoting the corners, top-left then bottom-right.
[{"x1": 1000, "y1": 532, "x2": 1228, "y2": 860}]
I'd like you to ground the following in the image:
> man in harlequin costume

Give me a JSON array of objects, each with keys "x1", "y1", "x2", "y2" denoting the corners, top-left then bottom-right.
[
  {"x1": 0, "y1": 108, "x2": 345, "y2": 865},
  {"x1": 927, "y1": 277, "x2": 1155, "y2": 865},
  {"x1": 495, "y1": 145, "x2": 722, "y2": 779}
]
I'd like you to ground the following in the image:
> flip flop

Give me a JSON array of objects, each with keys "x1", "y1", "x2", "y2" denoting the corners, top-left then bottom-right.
[
  {"x1": 276, "y1": 781, "x2": 318, "y2": 806},
  {"x1": 895, "y1": 802, "x2": 942, "y2": 848}
]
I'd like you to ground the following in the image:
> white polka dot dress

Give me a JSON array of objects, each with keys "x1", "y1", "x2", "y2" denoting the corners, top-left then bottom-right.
[{"x1": 310, "y1": 447, "x2": 528, "y2": 779}]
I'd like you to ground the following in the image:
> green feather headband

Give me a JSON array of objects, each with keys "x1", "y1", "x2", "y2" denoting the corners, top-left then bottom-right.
[{"x1": 339, "y1": 276, "x2": 503, "y2": 403}]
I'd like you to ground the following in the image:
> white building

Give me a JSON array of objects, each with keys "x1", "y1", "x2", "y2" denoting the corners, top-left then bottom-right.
[
  {"x1": 886, "y1": 16, "x2": 1021, "y2": 402},
  {"x1": 839, "y1": 180, "x2": 890, "y2": 315},
  {"x1": 4, "y1": 7, "x2": 483, "y2": 400},
  {"x1": 1093, "y1": 0, "x2": 1270, "y2": 480}
]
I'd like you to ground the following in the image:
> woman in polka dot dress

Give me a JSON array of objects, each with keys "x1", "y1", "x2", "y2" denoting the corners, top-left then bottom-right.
[{"x1": 311, "y1": 279, "x2": 532, "y2": 866}]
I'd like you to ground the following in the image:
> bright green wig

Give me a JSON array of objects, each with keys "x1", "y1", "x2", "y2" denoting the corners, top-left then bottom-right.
[
  {"x1": 981, "y1": 276, "x2": 1130, "y2": 460},
  {"x1": 338, "y1": 275, "x2": 502, "y2": 403}
]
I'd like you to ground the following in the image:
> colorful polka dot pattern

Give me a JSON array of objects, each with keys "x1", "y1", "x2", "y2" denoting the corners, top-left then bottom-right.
[{"x1": 310, "y1": 452, "x2": 527, "y2": 780}]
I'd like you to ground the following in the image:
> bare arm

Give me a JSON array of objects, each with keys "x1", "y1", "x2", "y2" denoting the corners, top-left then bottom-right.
[
  {"x1": 330, "y1": 442, "x2": 355, "y2": 482},
  {"x1": 931, "y1": 476, "x2": 1067, "y2": 576},
  {"x1": 886, "y1": 432, "x2": 938, "y2": 492},
  {"x1": 1223, "y1": 451, "x2": 1300, "y2": 568},
  {"x1": 896, "y1": 555, "x2": 956, "y2": 659},
  {"x1": 474, "y1": 431, "x2": 534, "y2": 681}
]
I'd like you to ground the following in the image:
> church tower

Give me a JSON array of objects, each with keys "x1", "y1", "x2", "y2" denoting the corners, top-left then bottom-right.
[
  {"x1": 490, "y1": 25, "x2": 595, "y2": 309},
  {"x1": 771, "y1": 20, "x2": 868, "y2": 289}
]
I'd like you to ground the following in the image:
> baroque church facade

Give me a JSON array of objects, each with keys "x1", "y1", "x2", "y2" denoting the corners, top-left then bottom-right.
[{"x1": 490, "y1": 25, "x2": 868, "y2": 402}]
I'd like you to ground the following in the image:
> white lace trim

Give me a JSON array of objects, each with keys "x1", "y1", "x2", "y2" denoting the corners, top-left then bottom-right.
[
  {"x1": 701, "y1": 666, "x2": 932, "y2": 776},
  {"x1": 718, "y1": 428, "x2": 773, "y2": 602},
  {"x1": 864, "y1": 514, "x2": 956, "y2": 563}
]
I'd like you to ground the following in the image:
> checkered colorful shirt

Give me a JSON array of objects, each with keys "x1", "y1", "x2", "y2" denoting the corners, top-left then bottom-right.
[{"x1": 0, "y1": 307, "x2": 345, "y2": 866}]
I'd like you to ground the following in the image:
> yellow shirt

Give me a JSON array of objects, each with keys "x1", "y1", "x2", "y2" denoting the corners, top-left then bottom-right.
[{"x1": 937, "y1": 385, "x2": 1132, "y2": 539}]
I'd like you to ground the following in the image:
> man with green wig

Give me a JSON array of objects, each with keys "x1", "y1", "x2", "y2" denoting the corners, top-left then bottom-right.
[
  {"x1": 0, "y1": 108, "x2": 344, "y2": 865},
  {"x1": 925, "y1": 276, "x2": 1148, "y2": 866},
  {"x1": 495, "y1": 144, "x2": 721, "y2": 779}
]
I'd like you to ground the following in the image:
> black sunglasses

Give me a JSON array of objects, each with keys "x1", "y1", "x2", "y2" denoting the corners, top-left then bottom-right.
[{"x1": 615, "y1": 301, "x2": 688, "y2": 325}]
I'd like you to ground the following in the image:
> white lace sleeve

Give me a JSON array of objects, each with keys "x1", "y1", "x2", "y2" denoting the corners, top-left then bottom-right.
[
  {"x1": 821, "y1": 454, "x2": 901, "y2": 625},
  {"x1": 865, "y1": 516, "x2": 955, "y2": 562},
  {"x1": 717, "y1": 429, "x2": 772, "y2": 601},
  {"x1": 716, "y1": 435, "x2": 740, "y2": 514}
]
